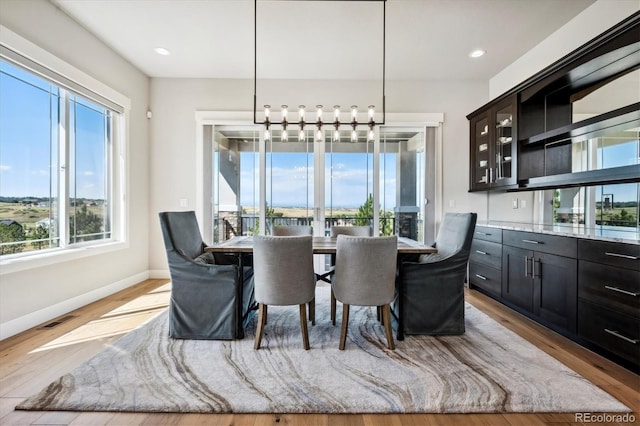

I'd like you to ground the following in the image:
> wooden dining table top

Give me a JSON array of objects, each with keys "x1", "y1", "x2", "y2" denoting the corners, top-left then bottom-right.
[{"x1": 206, "y1": 235, "x2": 437, "y2": 255}]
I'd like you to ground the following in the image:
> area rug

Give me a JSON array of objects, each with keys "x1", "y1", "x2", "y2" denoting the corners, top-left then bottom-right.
[{"x1": 17, "y1": 286, "x2": 629, "y2": 414}]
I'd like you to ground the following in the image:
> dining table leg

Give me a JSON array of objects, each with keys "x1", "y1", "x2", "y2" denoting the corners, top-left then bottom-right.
[{"x1": 235, "y1": 252, "x2": 245, "y2": 339}]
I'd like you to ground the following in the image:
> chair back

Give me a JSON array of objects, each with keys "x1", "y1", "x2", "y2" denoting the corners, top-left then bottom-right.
[
  {"x1": 253, "y1": 235, "x2": 316, "y2": 306},
  {"x1": 159, "y1": 211, "x2": 204, "y2": 260},
  {"x1": 330, "y1": 225, "x2": 372, "y2": 237},
  {"x1": 420, "y1": 212, "x2": 477, "y2": 263},
  {"x1": 273, "y1": 225, "x2": 313, "y2": 236},
  {"x1": 333, "y1": 235, "x2": 397, "y2": 306}
]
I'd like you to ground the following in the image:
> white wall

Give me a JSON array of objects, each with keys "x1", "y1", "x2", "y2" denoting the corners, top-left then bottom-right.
[
  {"x1": 148, "y1": 78, "x2": 487, "y2": 272},
  {"x1": 0, "y1": 0, "x2": 150, "y2": 339},
  {"x1": 485, "y1": 0, "x2": 639, "y2": 224}
]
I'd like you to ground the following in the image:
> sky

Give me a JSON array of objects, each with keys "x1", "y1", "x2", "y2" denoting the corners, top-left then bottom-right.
[{"x1": 0, "y1": 60, "x2": 107, "y2": 200}]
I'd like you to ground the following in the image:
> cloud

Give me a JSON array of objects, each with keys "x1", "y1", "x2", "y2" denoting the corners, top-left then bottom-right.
[
  {"x1": 81, "y1": 171, "x2": 95, "y2": 176},
  {"x1": 0, "y1": 164, "x2": 11, "y2": 172}
]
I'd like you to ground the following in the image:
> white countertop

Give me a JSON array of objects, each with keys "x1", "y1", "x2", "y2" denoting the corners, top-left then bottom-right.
[{"x1": 477, "y1": 221, "x2": 640, "y2": 245}]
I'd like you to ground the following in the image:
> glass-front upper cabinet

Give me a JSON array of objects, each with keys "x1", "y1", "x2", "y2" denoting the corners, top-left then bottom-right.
[{"x1": 469, "y1": 94, "x2": 517, "y2": 191}]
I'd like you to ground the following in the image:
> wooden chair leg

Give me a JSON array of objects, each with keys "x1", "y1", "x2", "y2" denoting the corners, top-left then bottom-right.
[
  {"x1": 339, "y1": 304, "x2": 350, "y2": 350},
  {"x1": 299, "y1": 304, "x2": 310, "y2": 350},
  {"x1": 254, "y1": 303, "x2": 267, "y2": 350},
  {"x1": 308, "y1": 297, "x2": 315, "y2": 326},
  {"x1": 331, "y1": 289, "x2": 337, "y2": 326},
  {"x1": 382, "y1": 304, "x2": 395, "y2": 350}
]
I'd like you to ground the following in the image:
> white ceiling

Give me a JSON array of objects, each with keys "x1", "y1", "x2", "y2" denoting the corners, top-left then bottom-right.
[{"x1": 52, "y1": 0, "x2": 596, "y2": 81}]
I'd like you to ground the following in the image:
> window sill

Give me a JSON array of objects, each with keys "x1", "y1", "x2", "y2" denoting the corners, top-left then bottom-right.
[{"x1": 0, "y1": 241, "x2": 128, "y2": 275}]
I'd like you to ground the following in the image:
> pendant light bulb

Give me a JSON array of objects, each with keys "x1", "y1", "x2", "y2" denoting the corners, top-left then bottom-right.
[
  {"x1": 299, "y1": 129, "x2": 305, "y2": 142},
  {"x1": 334, "y1": 129, "x2": 340, "y2": 143},
  {"x1": 351, "y1": 129, "x2": 358, "y2": 142},
  {"x1": 282, "y1": 129, "x2": 288, "y2": 143},
  {"x1": 264, "y1": 105, "x2": 271, "y2": 119},
  {"x1": 334, "y1": 105, "x2": 340, "y2": 122},
  {"x1": 281, "y1": 105, "x2": 288, "y2": 121},
  {"x1": 316, "y1": 105, "x2": 323, "y2": 121},
  {"x1": 298, "y1": 105, "x2": 305, "y2": 121},
  {"x1": 264, "y1": 128, "x2": 270, "y2": 141},
  {"x1": 316, "y1": 128, "x2": 323, "y2": 142},
  {"x1": 351, "y1": 105, "x2": 358, "y2": 121},
  {"x1": 368, "y1": 105, "x2": 375, "y2": 122},
  {"x1": 368, "y1": 128, "x2": 375, "y2": 142}
]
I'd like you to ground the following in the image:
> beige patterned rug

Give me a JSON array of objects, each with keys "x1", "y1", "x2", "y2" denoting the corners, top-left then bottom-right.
[{"x1": 17, "y1": 286, "x2": 629, "y2": 414}]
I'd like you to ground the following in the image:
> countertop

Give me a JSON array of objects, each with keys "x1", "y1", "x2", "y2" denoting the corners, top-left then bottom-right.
[{"x1": 477, "y1": 221, "x2": 640, "y2": 245}]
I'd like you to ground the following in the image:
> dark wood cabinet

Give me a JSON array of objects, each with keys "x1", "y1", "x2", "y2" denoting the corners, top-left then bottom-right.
[
  {"x1": 469, "y1": 226, "x2": 503, "y2": 297},
  {"x1": 467, "y1": 13, "x2": 640, "y2": 193},
  {"x1": 470, "y1": 226, "x2": 638, "y2": 371},
  {"x1": 468, "y1": 96, "x2": 517, "y2": 191},
  {"x1": 577, "y1": 239, "x2": 639, "y2": 369},
  {"x1": 501, "y1": 230, "x2": 577, "y2": 332}
]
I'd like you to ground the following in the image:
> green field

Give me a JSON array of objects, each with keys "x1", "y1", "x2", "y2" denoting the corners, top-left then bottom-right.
[{"x1": 0, "y1": 202, "x2": 106, "y2": 229}]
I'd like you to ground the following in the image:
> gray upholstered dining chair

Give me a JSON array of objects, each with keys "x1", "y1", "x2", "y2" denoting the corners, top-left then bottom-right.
[
  {"x1": 394, "y1": 212, "x2": 477, "y2": 335},
  {"x1": 273, "y1": 225, "x2": 313, "y2": 236},
  {"x1": 333, "y1": 235, "x2": 398, "y2": 350},
  {"x1": 252, "y1": 235, "x2": 316, "y2": 350},
  {"x1": 273, "y1": 225, "x2": 316, "y2": 324},
  {"x1": 158, "y1": 211, "x2": 255, "y2": 340},
  {"x1": 329, "y1": 225, "x2": 373, "y2": 325}
]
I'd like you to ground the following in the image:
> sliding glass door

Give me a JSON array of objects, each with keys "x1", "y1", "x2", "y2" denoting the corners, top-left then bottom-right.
[{"x1": 209, "y1": 123, "x2": 435, "y2": 243}]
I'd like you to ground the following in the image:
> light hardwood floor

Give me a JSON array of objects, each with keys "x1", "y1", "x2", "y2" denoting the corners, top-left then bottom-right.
[{"x1": 0, "y1": 279, "x2": 638, "y2": 425}]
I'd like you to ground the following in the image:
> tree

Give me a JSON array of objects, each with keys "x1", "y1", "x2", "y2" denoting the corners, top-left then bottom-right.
[
  {"x1": 0, "y1": 222, "x2": 25, "y2": 255},
  {"x1": 29, "y1": 224, "x2": 50, "y2": 250},
  {"x1": 70, "y1": 204, "x2": 103, "y2": 241},
  {"x1": 355, "y1": 194, "x2": 393, "y2": 236}
]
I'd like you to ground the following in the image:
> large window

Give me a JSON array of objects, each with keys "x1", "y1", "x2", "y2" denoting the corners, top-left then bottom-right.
[{"x1": 0, "y1": 51, "x2": 123, "y2": 258}]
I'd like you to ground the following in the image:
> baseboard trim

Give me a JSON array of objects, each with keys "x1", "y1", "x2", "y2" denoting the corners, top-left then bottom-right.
[
  {"x1": 149, "y1": 269, "x2": 170, "y2": 279},
  {"x1": 0, "y1": 270, "x2": 149, "y2": 341}
]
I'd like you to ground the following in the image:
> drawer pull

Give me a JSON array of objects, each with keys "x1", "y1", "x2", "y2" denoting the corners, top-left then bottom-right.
[
  {"x1": 604, "y1": 329, "x2": 638, "y2": 345},
  {"x1": 605, "y1": 252, "x2": 639, "y2": 260},
  {"x1": 474, "y1": 274, "x2": 487, "y2": 281},
  {"x1": 604, "y1": 285, "x2": 639, "y2": 297},
  {"x1": 522, "y1": 239, "x2": 541, "y2": 244},
  {"x1": 475, "y1": 250, "x2": 488, "y2": 255},
  {"x1": 476, "y1": 232, "x2": 490, "y2": 236}
]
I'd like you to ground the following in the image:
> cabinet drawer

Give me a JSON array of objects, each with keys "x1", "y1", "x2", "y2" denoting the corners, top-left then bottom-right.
[
  {"x1": 578, "y1": 239, "x2": 640, "y2": 271},
  {"x1": 473, "y1": 226, "x2": 502, "y2": 243},
  {"x1": 470, "y1": 239, "x2": 502, "y2": 269},
  {"x1": 503, "y1": 230, "x2": 577, "y2": 258},
  {"x1": 578, "y1": 299, "x2": 639, "y2": 366},
  {"x1": 469, "y1": 262, "x2": 501, "y2": 297},
  {"x1": 578, "y1": 260, "x2": 640, "y2": 319}
]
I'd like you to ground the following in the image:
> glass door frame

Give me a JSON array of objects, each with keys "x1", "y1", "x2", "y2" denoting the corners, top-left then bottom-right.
[{"x1": 196, "y1": 111, "x2": 443, "y2": 244}]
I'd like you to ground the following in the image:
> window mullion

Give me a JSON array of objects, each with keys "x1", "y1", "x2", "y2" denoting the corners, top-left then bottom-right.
[{"x1": 58, "y1": 89, "x2": 70, "y2": 248}]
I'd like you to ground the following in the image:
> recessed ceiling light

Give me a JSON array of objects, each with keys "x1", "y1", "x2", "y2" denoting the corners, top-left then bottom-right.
[
  {"x1": 154, "y1": 47, "x2": 171, "y2": 56},
  {"x1": 469, "y1": 49, "x2": 485, "y2": 58}
]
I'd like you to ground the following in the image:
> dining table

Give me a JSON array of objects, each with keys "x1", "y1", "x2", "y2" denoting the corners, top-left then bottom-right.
[{"x1": 206, "y1": 235, "x2": 437, "y2": 340}]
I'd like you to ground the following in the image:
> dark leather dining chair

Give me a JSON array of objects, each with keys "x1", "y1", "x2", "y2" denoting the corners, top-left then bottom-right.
[
  {"x1": 393, "y1": 212, "x2": 477, "y2": 335},
  {"x1": 159, "y1": 211, "x2": 255, "y2": 340}
]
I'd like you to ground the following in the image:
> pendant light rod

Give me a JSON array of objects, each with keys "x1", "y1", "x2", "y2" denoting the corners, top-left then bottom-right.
[{"x1": 253, "y1": 0, "x2": 386, "y2": 128}]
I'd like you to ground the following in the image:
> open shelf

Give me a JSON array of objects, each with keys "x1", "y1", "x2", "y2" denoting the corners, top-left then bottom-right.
[{"x1": 516, "y1": 164, "x2": 640, "y2": 191}]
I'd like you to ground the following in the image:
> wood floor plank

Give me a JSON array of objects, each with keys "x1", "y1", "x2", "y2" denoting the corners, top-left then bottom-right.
[{"x1": 0, "y1": 279, "x2": 638, "y2": 426}]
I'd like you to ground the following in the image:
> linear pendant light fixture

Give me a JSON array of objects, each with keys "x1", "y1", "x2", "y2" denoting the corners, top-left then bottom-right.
[{"x1": 253, "y1": 0, "x2": 386, "y2": 143}]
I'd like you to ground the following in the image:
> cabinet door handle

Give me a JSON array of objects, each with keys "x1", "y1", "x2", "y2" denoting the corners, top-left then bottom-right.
[
  {"x1": 605, "y1": 252, "x2": 638, "y2": 260},
  {"x1": 475, "y1": 250, "x2": 488, "y2": 255},
  {"x1": 522, "y1": 239, "x2": 541, "y2": 244},
  {"x1": 604, "y1": 329, "x2": 638, "y2": 345},
  {"x1": 524, "y1": 255, "x2": 531, "y2": 277},
  {"x1": 489, "y1": 168, "x2": 493, "y2": 183},
  {"x1": 474, "y1": 274, "x2": 487, "y2": 281},
  {"x1": 604, "y1": 285, "x2": 639, "y2": 297},
  {"x1": 476, "y1": 232, "x2": 490, "y2": 236},
  {"x1": 533, "y1": 258, "x2": 541, "y2": 279}
]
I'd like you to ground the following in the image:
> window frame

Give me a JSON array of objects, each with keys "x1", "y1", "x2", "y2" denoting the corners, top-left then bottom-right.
[{"x1": 0, "y1": 25, "x2": 130, "y2": 275}]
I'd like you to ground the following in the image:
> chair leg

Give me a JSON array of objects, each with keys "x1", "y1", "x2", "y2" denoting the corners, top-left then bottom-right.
[
  {"x1": 377, "y1": 306, "x2": 383, "y2": 324},
  {"x1": 331, "y1": 289, "x2": 337, "y2": 326},
  {"x1": 308, "y1": 297, "x2": 316, "y2": 326},
  {"x1": 299, "y1": 304, "x2": 310, "y2": 350},
  {"x1": 254, "y1": 303, "x2": 267, "y2": 350},
  {"x1": 382, "y1": 304, "x2": 395, "y2": 350},
  {"x1": 339, "y1": 304, "x2": 350, "y2": 350}
]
